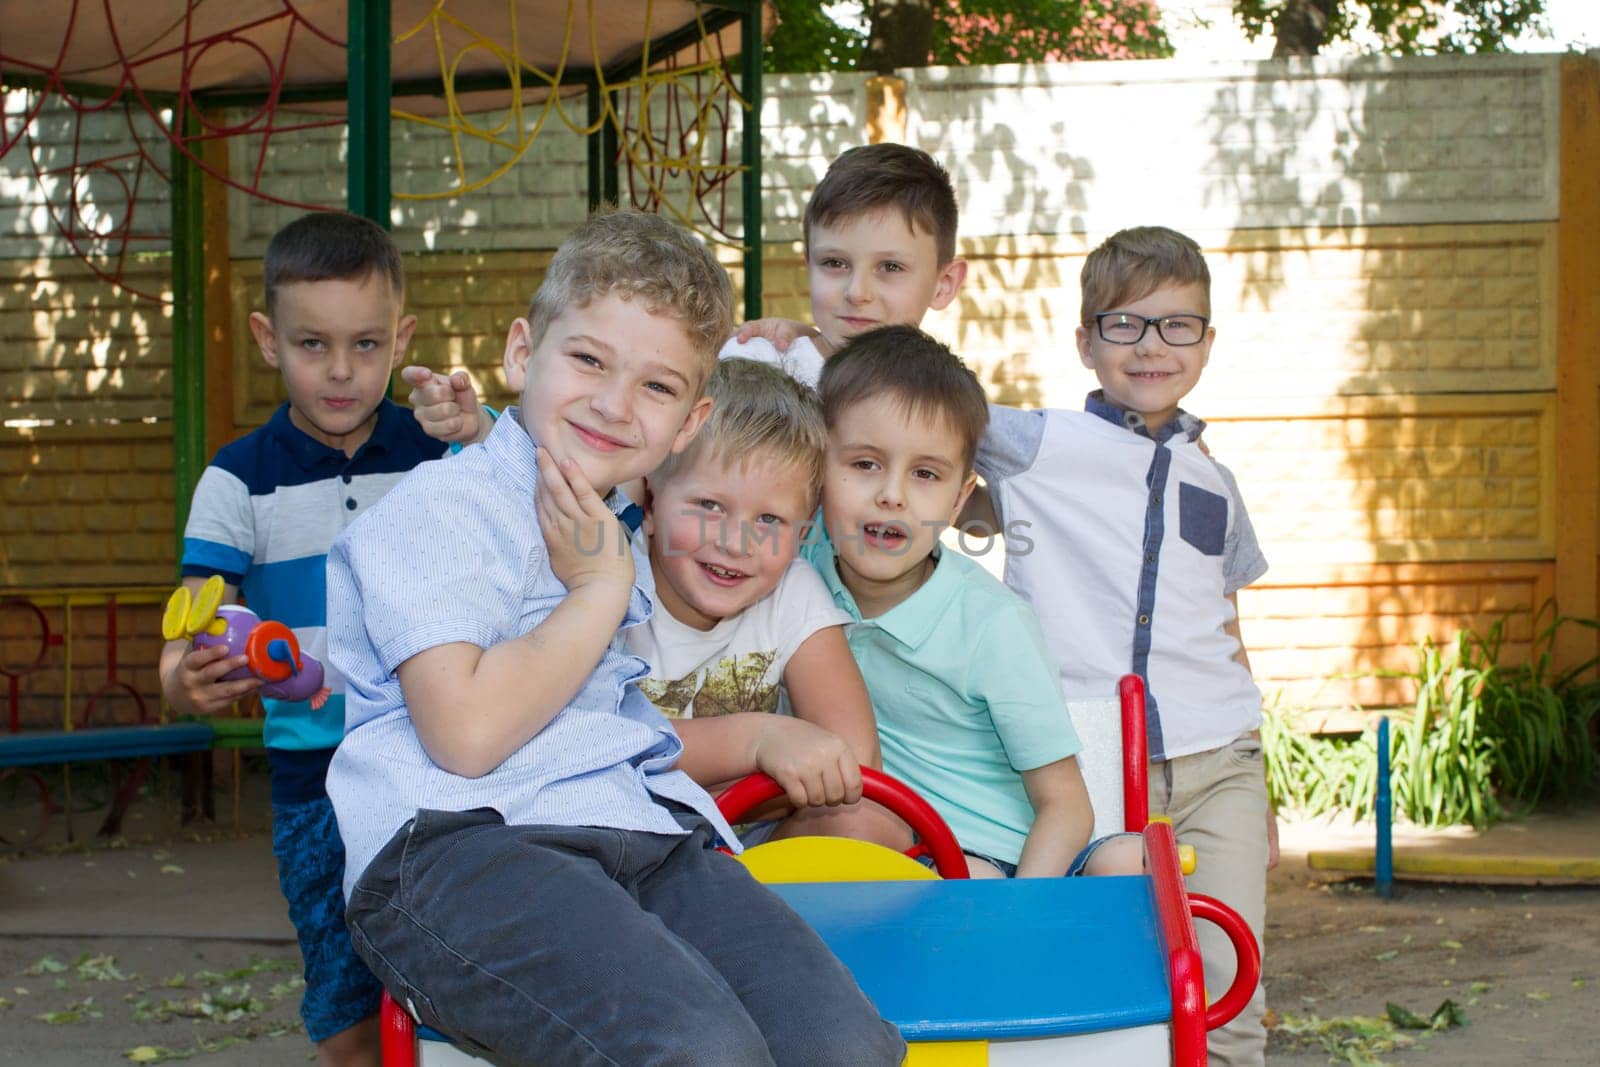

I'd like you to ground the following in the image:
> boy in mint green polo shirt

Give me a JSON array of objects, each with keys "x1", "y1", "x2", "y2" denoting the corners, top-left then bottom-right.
[{"x1": 804, "y1": 324, "x2": 1142, "y2": 878}]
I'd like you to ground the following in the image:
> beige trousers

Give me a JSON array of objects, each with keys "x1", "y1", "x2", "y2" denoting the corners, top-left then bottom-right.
[{"x1": 1149, "y1": 736, "x2": 1269, "y2": 1067}]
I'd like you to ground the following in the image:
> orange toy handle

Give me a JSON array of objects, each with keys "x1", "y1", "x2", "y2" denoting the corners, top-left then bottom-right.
[{"x1": 245, "y1": 621, "x2": 300, "y2": 683}]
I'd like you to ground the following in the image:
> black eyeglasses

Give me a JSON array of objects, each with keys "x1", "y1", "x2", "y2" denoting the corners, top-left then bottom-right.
[{"x1": 1093, "y1": 312, "x2": 1209, "y2": 347}]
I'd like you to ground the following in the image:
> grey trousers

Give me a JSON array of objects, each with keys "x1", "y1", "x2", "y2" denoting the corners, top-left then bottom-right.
[{"x1": 346, "y1": 806, "x2": 905, "y2": 1066}]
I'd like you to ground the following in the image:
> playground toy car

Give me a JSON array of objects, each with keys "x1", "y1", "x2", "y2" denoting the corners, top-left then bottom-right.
[
  {"x1": 378, "y1": 676, "x2": 1260, "y2": 1066},
  {"x1": 162, "y1": 576, "x2": 330, "y2": 709}
]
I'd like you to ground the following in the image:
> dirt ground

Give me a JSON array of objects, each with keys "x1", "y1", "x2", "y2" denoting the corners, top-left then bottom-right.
[
  {"x1": 1262, "y1": 866, "x2": 1599, "y2": 1064},
  {"x1": 1, "y1": 781, "x2": 1597, "y2": 1064}
]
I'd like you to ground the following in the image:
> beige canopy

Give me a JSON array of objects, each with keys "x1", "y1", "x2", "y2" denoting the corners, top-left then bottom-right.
[{"x1": 3, "y1": 1, "x2": 772, "y2": 113}]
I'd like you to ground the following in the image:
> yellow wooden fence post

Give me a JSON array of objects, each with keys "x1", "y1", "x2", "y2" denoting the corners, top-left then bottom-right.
[
  {"x1": 866, "y1": 75, "x2": 907, "y2": 145},
  {"x1": 1555, "y1": 56, "x2": 1600, "y2": 675}
]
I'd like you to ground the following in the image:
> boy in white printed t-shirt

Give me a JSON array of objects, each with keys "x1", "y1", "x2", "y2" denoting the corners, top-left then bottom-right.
[{"x1": 634, "y1": 357, "x2": 883, "y2": 826}]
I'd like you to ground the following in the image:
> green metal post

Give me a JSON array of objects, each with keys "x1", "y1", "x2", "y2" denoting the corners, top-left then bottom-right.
[
  {"x1": 740, "y1": 6, "x2": 763, "y2": 321},
  {"x1": 347, "y1": 0, "x2": 392, "y2": 224},
  {"x1": 602, "y1": 91, "x2": 620, "y2": 207},
  {"x1": 170, "y1": 107, "x2": 207, "y2": 566},
  {"x1": 586, "y1": 77, "x2": 602, "y2": 211}
]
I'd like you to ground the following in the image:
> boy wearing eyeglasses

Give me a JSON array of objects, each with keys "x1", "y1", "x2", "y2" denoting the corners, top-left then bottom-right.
[{"x1": 967, "y1": 226, "x2": 1274, "y2": 1066}]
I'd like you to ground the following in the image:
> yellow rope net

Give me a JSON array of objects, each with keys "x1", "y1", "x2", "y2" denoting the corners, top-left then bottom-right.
[{"x1": 391, "y1": 0, "x2": 750, "y2": 247}]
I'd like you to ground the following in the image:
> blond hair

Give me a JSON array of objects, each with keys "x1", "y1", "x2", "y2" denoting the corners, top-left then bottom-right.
[
  {"x1": 650, "y1": 358, "x2": 827, "y2": 499},
  {"x1": 526, "y1": 209, "x2": 734, "y2": 384},
  {"x1": 1080, "y1": 226, "x2": 1211, "y2": 325}
]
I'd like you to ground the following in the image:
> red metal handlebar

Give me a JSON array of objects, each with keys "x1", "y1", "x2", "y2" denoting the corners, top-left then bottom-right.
[
  {"x1": 1118, "y1": 674, "x2": 1149, "y2": 832},
  {"x1": 715, "y1": 766, "x2": 970, "y2": 879},
  {"x1": 1188, "y1": 892, "x2": 1262, "y2": 1032}
]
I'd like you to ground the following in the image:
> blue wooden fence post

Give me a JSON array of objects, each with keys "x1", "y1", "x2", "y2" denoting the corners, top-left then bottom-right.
[{"x1": 1376, "y1": 716, "x2": 1393, "y2": 899}]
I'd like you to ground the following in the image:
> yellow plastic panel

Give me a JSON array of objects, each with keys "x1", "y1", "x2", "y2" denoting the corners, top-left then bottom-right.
[
  {"x1": 905, "y1": 1040, "x2": 987, "y2": 1066},
  {"x1": 735, "y1": 836, "x2": 939, "y2": 884}
]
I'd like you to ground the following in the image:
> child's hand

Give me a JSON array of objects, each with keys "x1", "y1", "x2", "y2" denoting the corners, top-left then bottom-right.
[
  {"x1": 749, "y1": 717, "x2": 862, "y2": 810},
  {"x1": 402, "y1": 365, "x2": 486, "y2": 444},
  {"x1": 536, "y1": 448, "x2": 635, "y2": 595},
  {"x1": 164, "y1": 643, "x2": 262, "y2": 716},
  {"x1": 734, "y1": 317, "x2": 817, "y2": 353}
]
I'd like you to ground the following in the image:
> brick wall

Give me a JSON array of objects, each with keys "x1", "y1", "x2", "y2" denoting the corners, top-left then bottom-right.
[
  {"x1": 2, "y1": 53, "x2": 1596, "y2": 728},
  {"x1": 0, "y1": 258, "x2": 175, "y2": 424},
  {"x1": 0, "y1": 594, "x2": 166, "y2": 731},
  {"x1": 0, "y1": 423, "x2": 176, "y2": 587}
]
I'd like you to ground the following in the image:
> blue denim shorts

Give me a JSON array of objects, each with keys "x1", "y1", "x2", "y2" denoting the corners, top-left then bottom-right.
[
  {"x1": 270, "y1": 794, "x2": 384, "y2": 1042},
  {"x1": 919, "y1": 832, "x2": 1140, "y2": 878}
]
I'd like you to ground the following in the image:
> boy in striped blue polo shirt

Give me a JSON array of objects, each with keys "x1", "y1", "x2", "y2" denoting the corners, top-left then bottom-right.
[{"x1": 159, "y1": 211, "x2": 446, "y2": 1066}]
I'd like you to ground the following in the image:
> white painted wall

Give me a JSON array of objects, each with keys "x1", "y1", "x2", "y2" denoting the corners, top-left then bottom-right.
[{"x1": 1, "y1": 53, "x2": 1562, "y2": 262}]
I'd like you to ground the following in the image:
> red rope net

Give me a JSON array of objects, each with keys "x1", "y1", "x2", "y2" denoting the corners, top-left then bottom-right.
[{"x1": 0, "y1": 1, "x2": 750, "y2": 304}]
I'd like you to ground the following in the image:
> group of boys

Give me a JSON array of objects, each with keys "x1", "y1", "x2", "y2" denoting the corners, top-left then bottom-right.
[{"x1": 162, "y1": 141, "x2": 1274, "y2": 1067}]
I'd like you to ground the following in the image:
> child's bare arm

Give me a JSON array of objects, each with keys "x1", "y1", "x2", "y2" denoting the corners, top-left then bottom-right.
[
  {"x1": 673, "y1": 714, "x2": 860, "y2": 809},
  {"x1": 402, "y1": 364, "x2": 491, "y2": 445},
  {"x1": 159, "y1": 575, "x2": 262, "y2": 716},
  {"x1": 782, "y1": 625, "x2": 881, "y2": 770},
  {"x1": 957, "y1": 482, "x2": 999, "y2": 536},
  {"x1": 397, "y1": 449, "x2": 632, "y2": 777},
  {"x1": 733, "y1": 318, "x2": 817, "y2": 352},
  {"x1": 1014, "y1": 755, "x2": 1095, "y2": 878}
]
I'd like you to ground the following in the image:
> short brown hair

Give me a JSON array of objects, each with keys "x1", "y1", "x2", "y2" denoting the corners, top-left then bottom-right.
[
  {"x1": 803, "y1": 144, "x2": 960, "y2": 266},
  {"x1": 1080, "y1": 226, "x2": 1211, "y2": 325},
  {"x1": 819, "y1": 325, "x2": 988, "y2": 471},
  {"x1": 527, "y1": 209, "x2": 734, "y2": 385},
  {"x1": 650, "y1": 357, "x2": 828, "y2": 499},
  {"x1": 263, "y1": 211, "x2": 404, "y2": 317}
]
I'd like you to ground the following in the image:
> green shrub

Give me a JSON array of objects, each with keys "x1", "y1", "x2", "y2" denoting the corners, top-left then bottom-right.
[{"x1": 1263, "y1": 608, "x2": 1599, "y2": 827}]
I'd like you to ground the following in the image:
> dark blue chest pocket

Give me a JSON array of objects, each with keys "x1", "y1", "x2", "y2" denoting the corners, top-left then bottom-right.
[{"x1": 1178, "y1": 482, "x2": 1227, "y2": 556}]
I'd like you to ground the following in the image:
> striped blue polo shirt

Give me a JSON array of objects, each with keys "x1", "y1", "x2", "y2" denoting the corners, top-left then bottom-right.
[{"x1": 180, "y1": 398, "x2": 449, "y2": 753}]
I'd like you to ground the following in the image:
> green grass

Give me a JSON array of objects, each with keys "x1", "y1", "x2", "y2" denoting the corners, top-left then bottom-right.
[{"x1": 1264, "y1": 608, "x2": 1600, "y2": 827}]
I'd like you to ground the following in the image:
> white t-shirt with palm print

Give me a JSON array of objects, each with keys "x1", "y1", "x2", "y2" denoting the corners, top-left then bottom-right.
[{"x1": 629, "y1": 556, "x2": 850, "y2": 720}]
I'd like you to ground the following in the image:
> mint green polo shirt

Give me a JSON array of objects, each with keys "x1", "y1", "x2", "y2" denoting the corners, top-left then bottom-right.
[{"x1": 805, "y1": 537, "x2": 1083, "y2": 865}]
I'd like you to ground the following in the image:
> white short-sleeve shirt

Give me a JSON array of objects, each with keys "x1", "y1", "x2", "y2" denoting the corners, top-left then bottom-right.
[{"x1": 978, "y1": 395, "x2": 1268, "y2": 761}]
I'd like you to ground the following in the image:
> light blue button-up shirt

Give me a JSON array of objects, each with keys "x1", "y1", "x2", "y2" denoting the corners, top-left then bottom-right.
[{"x1": 326, "y1": 408, "x2": 737, "y2": 898}]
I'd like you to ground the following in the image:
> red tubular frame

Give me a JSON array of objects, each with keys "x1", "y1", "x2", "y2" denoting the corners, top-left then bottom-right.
[
  {"x1": 381, "y1": 991, "x2": 417, "y2": 1067},
  {"x1": 1119, "y1": 674, "x2": 1150, "y2": 832},
  {"x1": 1144, "y1": 820, "x2": 1207, "y2": 1067},
  {"x1": 715, "y1": 766, "x2": 970, "y2": 879},
  {"x1": 1188, "y1": 893, "x2": 1262, "y2": 1031},
  {"x1": 1125, "y1": 672, "x2": 1262, "y2": 1063}
]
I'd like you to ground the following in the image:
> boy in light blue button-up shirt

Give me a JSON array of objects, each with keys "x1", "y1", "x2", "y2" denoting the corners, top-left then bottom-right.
[{"x1": 325, "y1": 211, "x2": 903, "y2": 1067}]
